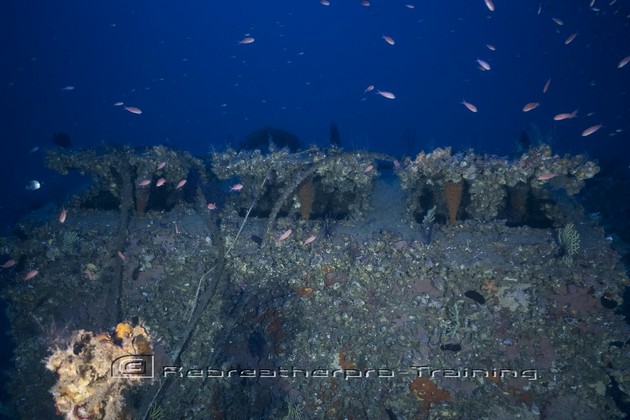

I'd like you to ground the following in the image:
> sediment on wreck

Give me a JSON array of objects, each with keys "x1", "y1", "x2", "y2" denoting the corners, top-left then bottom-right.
[
  {"x1": 137, "y1": 186, "x2": 230, "y2": 419},
  {"x1": 111, "y1": 154, "x2": 133, "y2": 325},
  {"x1": 4, "y1": 143, "x2": 619, "y2": 419}
]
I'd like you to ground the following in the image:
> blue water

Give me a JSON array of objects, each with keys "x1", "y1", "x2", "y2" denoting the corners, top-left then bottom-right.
[{"x1": 3, "y1": 2, "x2": 629, "y2": 166}]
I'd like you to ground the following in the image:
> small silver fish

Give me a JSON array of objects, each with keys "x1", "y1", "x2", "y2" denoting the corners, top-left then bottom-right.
[{"x1": 25, "y1": 180, "x2": 41, "y2": 191}]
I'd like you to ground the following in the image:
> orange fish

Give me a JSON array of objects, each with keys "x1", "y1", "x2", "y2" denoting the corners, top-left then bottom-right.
[
  {"x1": 239, "y1": 37, "x2": 255, "y2": 44},
  {"x1": 207, "y1": 203, "x2": 218, "y2": 210},
  {"x1": 59, "y1": 208, "x2": 68, "y2": 223},
  {"x1": 360, "y1": 0, "x2": 370, "y2": 6},
  {"x1": 114, "y1": 101, "x2": 124, "y2": 106},
  {"x1": 581, "y1": 124, "x2": 602, "y2": 137},
  {"x1": 477, "y1": 58, "x2": 491, "y2": 71},
  {"x1": 156, "y1": 161, "x2": 166, "y2": 170},
  {"x1": 543, "y1": 78, "x2": 551, "y2": 93},
  {"x1": 618, "y1": 56, "x2": 630, "y2": 69},
  {"x1": 522, "y1": 102, "x2": 540, "y2": 112},
  {"x1": 564, "y1": 33, "x2": 577, "y2": 45},
  {"x1": 364, "y1": 85, "x2": 374, "y2": 93},
  {"x1": 24, "y1": 269, "x2": 39, "y2": 281},
  {"x1": 124, "y1": 106, "x2": 142, "y2": 114},
  {"x1": 537, "y1": 172, "x2": 558, "y2": 181},
  {"x1": 1, "y1": 259, "x2": 16, "y2": 269},
  {"x1": 553, "y1": 110, "x2": 578, "y2": 121},
  {"x1": 230, "y1": 183, "x2": 244, "y2": 191},
  {"x1": 377, "y1": 90, "x2": 396, "y2": 99},
  {"x1": 138, "y1": 179, "x2": 151, "y2": 187},
  {"x1": 303, "y1": 235, "x2": 317, "y2": 245},
  {"x1": 382, "y1": 35, "x2": 395, "y2": 46},
  {"x1": 461, "y1": 100, "x2": 478, "y2": 113},
  {"x1": 176, "y1": 179, "x2": 187, "y2": 189},
  {"x1": 117, "y1": 251, "x2": 126, "y2": 262},
  {"x1": 84, "y1": 268, "x2": 96, "y2": 281},
  {"x1": 276, "y1": 229, "x2": 293, "y2": 241},
  {"x1": 484, "y1": 0, "x2": 495, "y2": 12},
  {"x1": 364, "y1": 164, "x2": 374, "y2": 173},
  {"x1": 156, "y1": 178, "x2": 166, "y2": 187}
]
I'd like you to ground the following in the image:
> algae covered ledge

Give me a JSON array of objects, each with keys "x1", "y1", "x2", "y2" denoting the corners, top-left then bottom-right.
[{"x1": 1, "y1": 143, "x2": 628, "y2": 419}]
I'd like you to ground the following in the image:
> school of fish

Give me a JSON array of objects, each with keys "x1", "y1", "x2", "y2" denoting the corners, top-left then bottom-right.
[{"x1": 82, "y1": 0, "x2": 627, "y2": 145}]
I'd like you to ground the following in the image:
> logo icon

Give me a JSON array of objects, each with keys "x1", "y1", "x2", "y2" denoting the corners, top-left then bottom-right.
[{"x1": 111, "y1": 355, "x2": 154, "y2": 378}]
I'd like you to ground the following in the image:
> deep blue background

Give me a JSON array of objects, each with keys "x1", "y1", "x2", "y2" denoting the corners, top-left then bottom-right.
[{"x1": 1, "y1": 0, "x2": 629, "y2": 226}]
